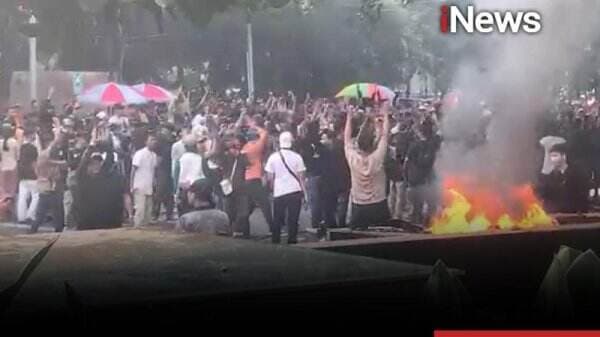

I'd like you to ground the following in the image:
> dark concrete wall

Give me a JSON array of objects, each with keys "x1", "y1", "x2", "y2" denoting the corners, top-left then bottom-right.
[{"x1": 307, "y1": 225, "x2": 600, "y2": 324}]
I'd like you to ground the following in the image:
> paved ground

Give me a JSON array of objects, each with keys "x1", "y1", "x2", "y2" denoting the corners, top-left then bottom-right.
[{"x1": 0, "y1": 207, "x2": 316, "y2": 241}]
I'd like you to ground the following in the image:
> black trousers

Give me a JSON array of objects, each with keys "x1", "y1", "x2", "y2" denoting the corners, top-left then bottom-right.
[
  {"x1": 272, "y1": 191, "x2": 302, "y2": 244},
  {"x1": 336, "y1": 190, "x2": 350, "y2": 228},
  {"x1": 319, "y1": 185, "x2": 338, "y2": 233},
  {"x1": 153, "y1": 173, "x2": 174, "y2": 220},
  {"x1": 31, "y1": 191, "x2": 64, "y2": 233},
  {"x1": 245, "y1": 179, "x2": 273, "y2": 232},
  {"x1": 153, "y1": 189, "x2": 174, "y2": 220},
  {"x1": 306, "y1": 176, "x2": 322, "y2": 228},
  {"x1": 224, "y1": 191, "x2": 250, "y2": 237},
  {"x1": 408, "y1": 183, "x2": 438, "y2": 225},
  {"x1": 154, "y1": 193, "x2": 174, "y2": 219},
  {"x1": 349, "y1": 199, "x2": 390, "y2": 229}
]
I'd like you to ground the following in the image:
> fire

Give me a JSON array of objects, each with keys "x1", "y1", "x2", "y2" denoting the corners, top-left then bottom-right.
[{"x1": 430, "y1": 176, "x2": 557, "y2": 235}]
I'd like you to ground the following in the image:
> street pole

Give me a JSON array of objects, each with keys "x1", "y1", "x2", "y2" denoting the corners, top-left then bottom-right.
[
  {"x1": 246, "y1": 15, "x2": 255, "y2": 101},
  {"x1": 28, "y1": 14, "x2": 37, "y2": 102},
  {"x1": 119, "y1": 41, "x2": 127, "y2": 83}
]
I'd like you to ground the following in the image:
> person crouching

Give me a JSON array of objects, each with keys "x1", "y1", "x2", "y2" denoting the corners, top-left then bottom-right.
[{"x1": 176, "y1": 179, "x2": 229, "y2": 234}]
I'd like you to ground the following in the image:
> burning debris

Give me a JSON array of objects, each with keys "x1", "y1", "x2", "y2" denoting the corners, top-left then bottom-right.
[{"x1": 430, "y1": 176, "x2": 556, "y2": 235}]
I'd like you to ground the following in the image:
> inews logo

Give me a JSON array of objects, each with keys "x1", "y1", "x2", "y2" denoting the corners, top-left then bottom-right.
[{"x1": 440, "y1": 4, "x2": 542, "y2": 34}]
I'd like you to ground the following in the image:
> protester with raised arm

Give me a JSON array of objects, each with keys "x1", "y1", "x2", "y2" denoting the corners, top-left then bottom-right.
[
  {"x1": 30, "y1": 124, "x2": 67, "y2": 233},
  {"x1": 344, "y1": 101, "x2": 391, "y2": 230}
]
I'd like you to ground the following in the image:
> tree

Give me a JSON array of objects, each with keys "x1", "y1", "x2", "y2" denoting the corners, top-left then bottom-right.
[{"x1": 0, "y1": 0, "x2": 97, "y2": 103}]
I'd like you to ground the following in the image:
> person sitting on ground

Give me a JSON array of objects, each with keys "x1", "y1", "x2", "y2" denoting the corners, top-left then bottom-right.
[{"x1": 176, "y1": 179, "x2": 229, "y2": 234}]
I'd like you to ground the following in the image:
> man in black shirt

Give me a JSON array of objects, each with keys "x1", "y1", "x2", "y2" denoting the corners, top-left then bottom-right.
[
  {"x1": 386, "y1": 116, "x2": 414, "y2": 221},
  {"x1": 17, "y1": 128, "x2": 39, "y2": 223},
  {"x1": 220, "y1": 135, "x2": 250, "y2": 238},
  {"x1": 331, "y1": 129, "x2": 351, "y2": 228},
  {"x1": 538, "y1": 143, "x2": 589, "y2": 214},
  {"x1": 405, "y1": 119, "x2": 442, "y2": 225},
  {"x1": 297, "y1": 120, "x2": 326, "y2": 230},
  {"x1": 152, "y1": 125, "x2": 175, "y2": 221},
  {"x1": 315, "y1": 130, "x2": 338, "y2": 235},
  {"x1": 74, "y1": 144, "x2": 126, "y2": 230}
]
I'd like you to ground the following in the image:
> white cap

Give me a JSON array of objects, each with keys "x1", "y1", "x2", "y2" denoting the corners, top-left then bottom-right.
[
  {"x1": 279, "y1": 131, "x2": 294, "y2": 149},
  {"x1": 183, "y1": 134, "x2": 197, "y2": 146},
  {"x1": 96, "y1": 111, "x2": 107, "y2": 119},
  {"x1": 193, "y1": 125, "x2": 209, "y2": 140}
]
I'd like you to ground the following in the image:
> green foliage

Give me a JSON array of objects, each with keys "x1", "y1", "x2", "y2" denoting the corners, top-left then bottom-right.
[
  {"x1": 173, "y1": 0, "x2": 295, "y2": 27},
  {"x1": 174, "y1": 0, "x2": 237, "y2": 27}
]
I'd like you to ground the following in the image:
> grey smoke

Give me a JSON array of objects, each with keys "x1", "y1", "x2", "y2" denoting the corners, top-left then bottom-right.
[{"x1": 437, "y1": 0, "x2": 600, "y2": 186}]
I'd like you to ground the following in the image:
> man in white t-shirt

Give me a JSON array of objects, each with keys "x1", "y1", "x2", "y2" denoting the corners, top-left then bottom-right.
[
  {"x1": 131, "y1": 134, "x2": 158, "y2": 227},
  {"x1": 178, "y1": 145, "x2": 206, "y2": 189},
  {"x1": 265, "y1": 132, "x2": 306, "y2": 244},
  {"x1": 191, "y1": 105, "x2": 211, "y2": 128},
  {"x1": 108, "y1": 108, "x2": 130, "y2": 132}
]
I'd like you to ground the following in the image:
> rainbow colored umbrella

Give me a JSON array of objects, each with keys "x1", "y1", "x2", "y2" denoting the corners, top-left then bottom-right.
[
  {"x1": 78, "y1": 82, "x2": 147, "y2": 106},
  {"x1": 335, "y1": 83, "x2": 395, "y2": 101},
  {"x1": 133, "y1": 83, "x2": 176, "y2": 103}
]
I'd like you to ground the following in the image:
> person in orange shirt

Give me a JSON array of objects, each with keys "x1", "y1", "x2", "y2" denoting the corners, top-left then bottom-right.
[{"x1": 241, "y1": 114, "x2": 274, "y2": 233}]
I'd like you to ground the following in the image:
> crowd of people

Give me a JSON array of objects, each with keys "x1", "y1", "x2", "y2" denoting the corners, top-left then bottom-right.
[
  {"x1": 536, "y1": 94, "x2": 600, "y2": 214},
  {"x1": 0, "y1": 87, "x2": 598, "y2": 243}
]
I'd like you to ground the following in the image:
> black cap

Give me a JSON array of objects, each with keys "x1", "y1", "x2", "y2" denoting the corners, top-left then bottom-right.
[
  {"x1": 190, "y1": 179, "x2": 213, "y2": 202},
  {"x1": 550, "y1": 143, "x2": 568, "y2": 155}
]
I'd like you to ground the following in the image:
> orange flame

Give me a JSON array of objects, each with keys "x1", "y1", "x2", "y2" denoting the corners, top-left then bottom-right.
[{"x1": 430, "y1": 176, "x2": 556, "y2": 235}]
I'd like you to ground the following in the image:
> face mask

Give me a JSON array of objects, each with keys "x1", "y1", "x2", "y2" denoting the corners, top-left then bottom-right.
[{"x1": 549, "y1": 154, "x2": 563, "y2": 166}]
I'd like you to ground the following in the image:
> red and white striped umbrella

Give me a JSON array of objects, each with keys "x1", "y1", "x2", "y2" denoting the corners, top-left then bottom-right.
[
  {"x1": 133, "y1": 83, "x2": 176, "y2": 103},
  {"x1": 78, "y1": 82, "x2": 147, "y2": 106}
]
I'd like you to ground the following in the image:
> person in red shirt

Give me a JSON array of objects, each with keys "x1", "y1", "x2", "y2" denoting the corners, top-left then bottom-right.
[{"x1": 241, "y1": 114, "x2": 274, "y2": 233}]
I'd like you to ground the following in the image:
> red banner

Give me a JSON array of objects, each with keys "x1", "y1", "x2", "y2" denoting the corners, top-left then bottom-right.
[{"x1": 436, "y1": 332, "x2": 600, "y2": 337}]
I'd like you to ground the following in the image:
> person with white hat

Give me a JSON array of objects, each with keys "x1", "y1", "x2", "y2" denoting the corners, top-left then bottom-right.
[
  {"x1": 176, "y1": 129, "x2": 211, "y2": 215},
  {"x1": 265, "y1": 131, "x2": 307, "y2": 244}
]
